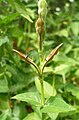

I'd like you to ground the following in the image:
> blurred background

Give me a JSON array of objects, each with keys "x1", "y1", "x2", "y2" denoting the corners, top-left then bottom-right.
[{"x1": 0, "y1": 0, "x2": 79, "y2": 119}]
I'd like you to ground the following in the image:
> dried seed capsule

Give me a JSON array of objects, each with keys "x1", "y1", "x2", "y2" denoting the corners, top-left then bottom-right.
[
  {"x1": 13, "y1": 49, "x2": 40, "y2": 74},
  {"x1": 45, "y1": 43, "x2": 63, "y2": 63},
  {"x1": 42, "y1": 43, "x2": 63, "y2": 72}
]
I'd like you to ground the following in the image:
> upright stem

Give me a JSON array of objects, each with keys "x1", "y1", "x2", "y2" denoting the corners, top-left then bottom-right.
[
  {"x1": 38, "y1": 34, "x2": 43, "y2": 65},
  {"x1": 52, "y1": 74, "x2": 55, "y2": 96},
  {"x1": 36, "y1": 9, "x2": 45, "y2": 106},
  {"x1": 39, "y1": 34, "x2": 42, "y2": 51},
  {"x1": 40, "y1": 75, "x2": 44, "y2": 106},
  {"x1": 62, "y1": 74, "x2": 66, "y2": 84},
  {"x1": 38, "y1": 33, "x2": 44, "y2": 106}
]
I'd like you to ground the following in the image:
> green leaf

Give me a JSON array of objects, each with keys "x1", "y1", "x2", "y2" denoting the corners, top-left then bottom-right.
[
  {"x1": 12, "y1": 104, "x2": 20, "y2": 120},
  {"x1": 0, "y1": 110, "x2": 9, "y2": 120},
  {"x1": 0, "y1": 13, "x2": 19, "y2": 26},
  {"x1": 54, "y1": 64, "x2": 71, "y2": 75},
  {"x1": 0, "y1": 94, "x2": 10, "y2": 110},
  {"x1": 35, "y1": 77, "x2": 56, "y2": 98},
  {"x1": 70, "y1": 22, "x2": 79, "y2": 36},
  {"x1": 75, "y1": 69, "x2": 79, "y2": 78},
  {"x1": 0, "y1": 0, "x2": 4, "y2": 3},
  {"x1": 0, "y1": 36, "x2": 9, "y2": 47},
  {"x1": 48, "y1": 113, "x2": 58, "y2": 120},
  {"x1": 12, "y1": 27, "x2": 23, "y2": 38},
  {"x1": 56, "y1": 29, "x2": 68, "y2": 37},
  {"x1": 41, "y1": 96, "x2": 76, "y2": 113},
  {"x1": 23, "y1": 112, "x2": 41, "y2": 120},
  {"x1": 54, "y1": 52, "x2": 79, "y2": 65},
  {"x1": 12, "y1": 92, "x2": 41, "y2": 107},
  {"x1": 26, "y1": 33, "x2": 37, "y2": 40},
  {"x1": 0, "y1": 77, "x2": 9, "y2": 93},
  {"x1": 64, "y1": 44, "x2": 72, "y2": 54},
  {"x1": 6, "y1": 64, "x2": 34, "y2": 92},
  {"x1": 10, "y1": 0, "x2": 33, "y2": 22},
  {"x1": 65, "y1": 84, "x2": 79, "y2": 100},
  {"x1": 43, "y1": 67, "x2": 53, "y2": 73}
]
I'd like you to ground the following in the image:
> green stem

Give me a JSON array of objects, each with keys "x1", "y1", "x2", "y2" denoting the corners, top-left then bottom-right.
[
  {"x1": 38, "y1": 34, "x2": 43, "y2": 64},
  {"x1": 38, "y1": 33, "x2": 44, "y2": 106},
  {"x1": 40, "y1": 75, "x2": 44, "y2": 106},
  {"x1": 62, "y1": 74, "x2": 66, "y2": 84},
  {"x1": 52, "y1": 74, "x2": 55, "y2": 96}
]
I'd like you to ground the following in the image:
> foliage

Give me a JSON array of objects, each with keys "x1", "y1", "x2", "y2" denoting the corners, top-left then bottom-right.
[{"x1": 0, "y1": 0, "x2": 79, "y2": 119}]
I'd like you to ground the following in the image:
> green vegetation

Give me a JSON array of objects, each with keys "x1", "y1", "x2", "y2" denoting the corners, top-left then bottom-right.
[{"x1": 0, "y1": 0, "x2": 79, "y2": 119}]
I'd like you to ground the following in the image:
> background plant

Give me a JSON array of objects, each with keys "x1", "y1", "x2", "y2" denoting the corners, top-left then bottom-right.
[{"x1": 0, "y1": 0, "x2": 79, "y2": 120}]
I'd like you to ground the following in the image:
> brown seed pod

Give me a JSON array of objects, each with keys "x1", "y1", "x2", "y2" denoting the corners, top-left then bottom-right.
[
  {"x1": 35, "y1": 15, "x2": 44, "y2": 35},
  {"x1": 13, "y1": 49, "x2": 40, "y2": 74},
  {"x1": 45, "y1": 43, "x2": 63, "y2": 63},
  {"x1": 42, "y1": 43, "x2": 63, "y2": 72},
  {"x1": 13, "y1": 49, "x2": 27, "y2": 60}
]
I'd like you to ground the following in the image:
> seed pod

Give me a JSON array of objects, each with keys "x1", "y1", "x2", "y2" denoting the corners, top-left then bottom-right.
[
  {"x1": 35, "y1": 15, "x2": 44, "y2": 35},
  {"x1": 42, "y1": 43, "x2": 63, "y2": 72},
  {"x1": 13, "y1": 49, "x2": 40, "y2": 74},
  {"x1": 13, "y1": 49, "x2": 27, "y2": 60},
  {"x1": 45, "y1": 43, "x2": 63, "y2": 63}
]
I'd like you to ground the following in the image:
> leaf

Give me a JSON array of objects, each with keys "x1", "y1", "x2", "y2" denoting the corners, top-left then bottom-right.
[
  {"x1": 6, "y1": 64, "x2": 34, "y2": 93},
  {"x1": 54, "y1": 64, "x2": 71, "y2": 75},
  {"x1": 0, "y1": 94, "x2": 10, "y2": 111},
  {"x1": 0, "y1": 13, "x2": 19, "y2": 26},
  {"x1": 23, "y1": 112, "x2": 41, "y2": 120},
  {"x1": 0, "y1": 36, "x2": 9, "y2": 46},
  {"x1": 75, "y1": 69, "x2": 79, "y2": 78},
  {"x1": 70, "y1": 22, "x2": 79, "y2": 36},
  {"x1": 26, "y1": 33, "x2": 38, "y2": 40},
  {"x1": 35, "y1": 77, "x2": 56, "y2": 98},
  {"x1": 64, "y1": 44, "x2": 72, "y2": 54},
  {"x1": 12, "y1": 92, "x2": 41, "y2": 107},
  {"x1": 54, "y1": 52, "x2": 79, "y2": 65},
  {"x1": 41, "y1": 96, "x2": 76, "y2": 113},
  {"x1": 43, "y1": 66, "x2": 53, "y2": 73},
  {"x1": 0, "y1": 76, "x2": 9, "y2": 93},
  {"x1": 56, "y1": 29, "x2": 68, "y2": 37},
  {"x1": 0, "y1": 110, "x2": 9, "y2": 120},
  {"x1": 10, "y1": 0, "x2": 33, "y2": 22},
  {"x1": 12, "y1": 27, "x2": 23, "y2": 38},
  {"x1": 48, "y1": 113, "x2": 59, "y2": 120},
  {"x1": 0, "y1": 0, "x2": 3, "y2": 3},
  {"x1": 9, "y1": 85, "x2": 24, "y2": 93},
  {"x1": 12, "y1": 104, "x2": 20, "y2": 119},
  {"x1": 65, "y1": 83, "x2": 79, "y2": 100}
]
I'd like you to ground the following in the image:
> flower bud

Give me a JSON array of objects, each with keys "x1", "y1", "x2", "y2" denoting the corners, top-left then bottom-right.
[
  {"x1": 35, "y1": 15, "x2": 44, "y2": 35},
  {"x1": 38, "y1": 0, "x2": 47, "y2": 19}
]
